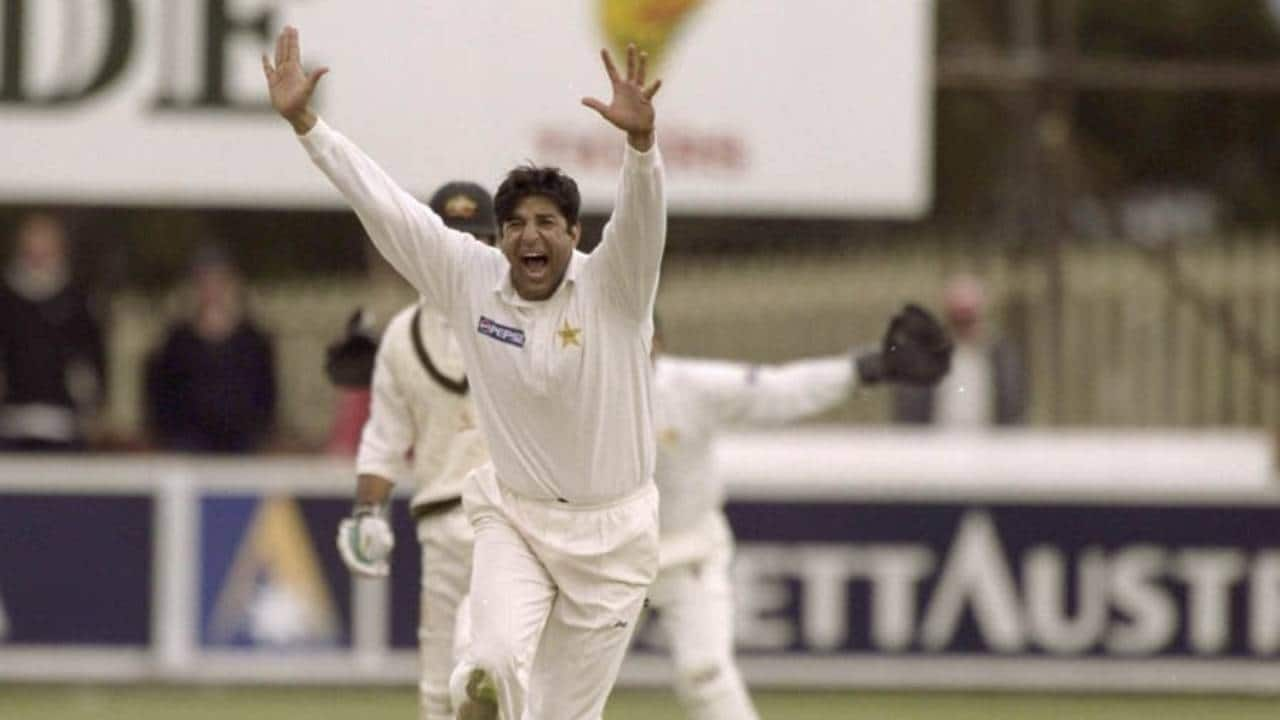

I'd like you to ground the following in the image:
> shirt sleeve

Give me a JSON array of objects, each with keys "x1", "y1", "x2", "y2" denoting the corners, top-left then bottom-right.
[
  {"x1": 355, "y1": 335, "x2": 416, "y2": 482},
  {"x1": 298, "y1": 118, "x2": 490, "y2": 313},
  {"x1": 692, "y1": 355, "x2": 858, "y2": 427},
  {"x1": 584, "y1": 141, "x2": 666, "y2": 320}
]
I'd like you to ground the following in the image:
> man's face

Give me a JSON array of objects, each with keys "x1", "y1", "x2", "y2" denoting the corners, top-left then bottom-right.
[
  {"x1": 500, "y1": 195, "x2": 580, "y2": 301},
  {"x1": 16, "y1": 215, "x2": 67, "y2": 274}
]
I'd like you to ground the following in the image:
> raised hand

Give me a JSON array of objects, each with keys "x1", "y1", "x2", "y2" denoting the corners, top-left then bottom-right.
[
  {"x1": 261, "y1": 26, "x2": 328, "y2": 134},
  {"x1": 582, "y1": 44, "x2": 662, "y2": 151}
]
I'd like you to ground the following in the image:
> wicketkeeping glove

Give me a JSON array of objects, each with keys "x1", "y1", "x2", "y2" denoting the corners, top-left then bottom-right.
[
  {"x1": 856, "y1": 304, "x2": 953, "y2": 386},
  {"x1": 336, "y1": 504, "x2": 394, "y2": 578}
]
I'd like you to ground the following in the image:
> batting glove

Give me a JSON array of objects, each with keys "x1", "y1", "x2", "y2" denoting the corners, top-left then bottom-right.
[
  {"x1": 336, "y1": 503, "x2": 394, "y2": 578},
  {"x1": 857, "y1": 303, "x2": 954, "y2": 387}
]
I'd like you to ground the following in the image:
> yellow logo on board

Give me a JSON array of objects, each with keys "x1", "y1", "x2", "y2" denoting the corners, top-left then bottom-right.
[
  {"x1": 208, "y1": 497, "x2": 339, "y2": 647},
  {"x1": 599, "y1": 0, "x2": 707, "y2": 71}
]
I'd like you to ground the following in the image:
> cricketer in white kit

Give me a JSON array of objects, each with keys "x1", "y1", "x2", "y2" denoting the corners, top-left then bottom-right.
[
  {"x1": 648, "y1": 308, "x2": 953, "y2": 720},
  {"x1": 263, "y1": 27, "x2": 666, "y2": 720},
  {"x1": 334, "y1": 181, "x2": 499, "y2": 720}
]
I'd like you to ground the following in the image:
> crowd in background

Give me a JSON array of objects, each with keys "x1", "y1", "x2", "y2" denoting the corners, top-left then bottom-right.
[
  {"x1": 0, "y1": 212, "x2": 278, "y2": 455},
  {"x1": 0, "y1": 211, "x2": 1028, "y2": 457}
]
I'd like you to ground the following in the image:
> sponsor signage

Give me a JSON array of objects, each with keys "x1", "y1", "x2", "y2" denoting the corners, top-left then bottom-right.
[
  {"x1": 199, "y1": 494, "x2": 352, "y2": 649},
  {"x1": 0, "y1": 0, "x2": 932, "y2": 216},
  {"x1": 716, "y1": 500, "x2": 1280, "y2": 659},
  {"x1": 0, "y1": 495, "x2": 152, "y2": 646}
]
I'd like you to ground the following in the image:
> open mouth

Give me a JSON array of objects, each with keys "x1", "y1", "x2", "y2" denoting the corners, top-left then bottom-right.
[{"x1": 521, "y1": 253, "x2": 550, "y2": 277}]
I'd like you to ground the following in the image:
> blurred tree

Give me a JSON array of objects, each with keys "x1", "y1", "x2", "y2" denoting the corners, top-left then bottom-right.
[{"x1": 935, "y1": 0, "x2": 1280, "y2": 231}]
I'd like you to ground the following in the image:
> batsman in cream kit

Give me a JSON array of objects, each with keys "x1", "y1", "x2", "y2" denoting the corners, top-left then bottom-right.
[{"x1": 263, "y1": 25, "x2": 666, "y2": 720}]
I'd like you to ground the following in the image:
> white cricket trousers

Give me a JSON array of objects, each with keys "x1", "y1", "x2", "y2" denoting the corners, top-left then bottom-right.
[
  {"x1": 416, "y1": 505, "x2": 474, "y2": 720},
  {"x1": 461, "y1": 465, "x2": 659, "y2": 720},
  {"x1": 648, "y1": 513, "x2": 759, "y2": 720}
]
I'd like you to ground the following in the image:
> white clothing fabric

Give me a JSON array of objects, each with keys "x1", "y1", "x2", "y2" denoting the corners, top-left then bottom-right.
[
  {"x1": 648, "y1": 353, "x2": 856, "y2": 719},
  {"x1": 647, "y1": 530, "x2": 758, "y2": 720},
  {"x1": 462, "y1": 464, "x2": 658, "y2": 720},
  {"x1": 416, "y1": 507, "x2": 474, "y2": 720},
  {"x1": 301, "y1": 119, "x2": 665, "y2": 505},
  {"x1": 652, "y1": 354, "x2": 855, "y2": 543},
  {"x1": 933, "y1": 341, "x2": 994, "y2": 428},
  {"x1": 354, "y1": 300, "x2": 488, "y2": 718},
  {"x1": 356, "y1": 303, "x2": 488, "y2": 509}
]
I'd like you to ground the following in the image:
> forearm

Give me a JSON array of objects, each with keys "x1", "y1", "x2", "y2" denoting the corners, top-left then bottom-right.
[
  {"x1": 297, "y1": 119, "x2": 462, "y2": 309},
  {"x1": 594, "y1": 141, "x2": 666, "y2": 314},
  {"x1": 739, "y1": 355, "x2": 856, "y2": 425}
]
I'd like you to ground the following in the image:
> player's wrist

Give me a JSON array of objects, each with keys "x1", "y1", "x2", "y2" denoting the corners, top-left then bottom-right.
[
  {"x1": 855, "y1": 351, "x2": 885, "y2": 385},
  {"x1": 352, "y1": 498, "x2": 389, "y2": 518},
  {"x1": 287, "y1": 108, "x2": 318, "y2": 135},
  {"x1": 627, "y1": 129, "x2": 655, "y2": 152}
]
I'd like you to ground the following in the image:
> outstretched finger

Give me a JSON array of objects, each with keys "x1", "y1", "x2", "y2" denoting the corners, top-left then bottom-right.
[
  {"x1": 626, "y1": 43, "x2": 637, "y2": 83},
  {"x1": 306, "y1": 67, "x2": 330, "y2": 93},
  {"x1": 600, "y1": 48, "x2": 621, "y2": 84},
  {"x1": 636, "y1": 50, "x2": 648, "y2": 87},
  {"x1": 274, "y1": 29, "x2": 287, "y2": 68},
  {"x1": 261, "y1": 53, "x2": 274, "y2": 80},
  {"x1": 286, "y1": 26, "x2": 300, "y2": 65},
  {"x1": 581, "y1": 96, "x2": 608, "y2": 116},
  {"x1": 643, "y1": 79, "x2": 663, "y2": 100}
]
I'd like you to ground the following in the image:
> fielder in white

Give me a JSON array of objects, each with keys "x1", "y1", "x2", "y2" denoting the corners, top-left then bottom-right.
[
  {"x1": 263, "y1": 27, "x2": 666, "y2": 720},
  {"x1": 648, "y1": 308, "x2": 952, "y2": 720},
  {"x1": 334, "y1": 182, "x2": 498, "y2": 720}
]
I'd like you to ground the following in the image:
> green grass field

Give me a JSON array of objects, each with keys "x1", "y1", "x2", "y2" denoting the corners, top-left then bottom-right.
[{"x1": 5, "y1": 685, "x2": 1280, "y2": 720}]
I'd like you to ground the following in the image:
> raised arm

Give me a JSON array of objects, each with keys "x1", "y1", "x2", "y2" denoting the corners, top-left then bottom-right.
[
  {"x1": 582, "y1": 45, "x2": 667, "y2": 319},
  {"x1": 693, "y1": 356, "x2": 859, "y2": 427},
  {"x1": 693, "y1": 305, "x2": 955, "y2": 426},
  {"x1": 262, "y1": 26, "x2": 484, "y2": 311}
]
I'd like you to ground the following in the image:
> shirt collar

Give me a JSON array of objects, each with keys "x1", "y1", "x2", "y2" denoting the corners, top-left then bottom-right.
[{"x1": 494, "y1": 251, "x2": 585, "y2": 307}]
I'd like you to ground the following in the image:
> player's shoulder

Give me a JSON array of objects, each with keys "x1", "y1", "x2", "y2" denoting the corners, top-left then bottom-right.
[{"x1": 382, "y1": 304, "x2": 419, "y2": 338}]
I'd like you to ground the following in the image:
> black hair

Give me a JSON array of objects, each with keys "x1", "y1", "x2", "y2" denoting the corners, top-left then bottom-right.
[{"x1": 494, "y1": 165, "x2": 581, "y2": 228}]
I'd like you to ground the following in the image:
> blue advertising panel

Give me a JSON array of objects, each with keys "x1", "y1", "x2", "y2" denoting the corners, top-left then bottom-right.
[
  {"x1": 0, "y1": 494, "x2": 151, "y2": 646},
  {"x1": 634, "y1": 500, "x2": 1280, "y2": 661},
  {"x1": 199, "y1": 495, "x2": 352, "y2": 649}
]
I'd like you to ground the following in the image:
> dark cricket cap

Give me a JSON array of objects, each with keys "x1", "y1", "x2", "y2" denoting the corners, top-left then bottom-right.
[{"x1": 429, "y1": 181, "x2": 497, "y2": 239}]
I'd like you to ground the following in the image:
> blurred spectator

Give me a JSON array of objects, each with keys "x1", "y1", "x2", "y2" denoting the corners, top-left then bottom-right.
[
  {"x1": 0, "y1": 213, "x2": 106, "y2": 451},
  {"x1": 323, "y1": 308, "x2": 379, "y2": 456},
  {"x1": 893, "y1": 274, "x2": 1027, "y2": 428},
  {"x1": 145, "y1": 246, "x2": 277, "y2": 453}
]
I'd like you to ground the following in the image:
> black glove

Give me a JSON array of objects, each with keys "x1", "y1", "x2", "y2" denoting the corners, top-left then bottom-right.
[
  {"x1": 325, "y1": 308, "x2": 379, "y2": 389},
  {"x1": 857, "y1": 304, "x2": 953, "y2": 386}
]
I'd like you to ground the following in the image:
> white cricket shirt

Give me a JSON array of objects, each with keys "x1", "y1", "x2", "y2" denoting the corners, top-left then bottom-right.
[
  {"x1": 302, "y1": 119, "x2": 665, "y2": 504},
  {"x1": 356, "y1": 303, "x2": 490, "y2": 509},
  {"x1": 652, "y1": 354, "x2": 857, "y2": 561}
]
